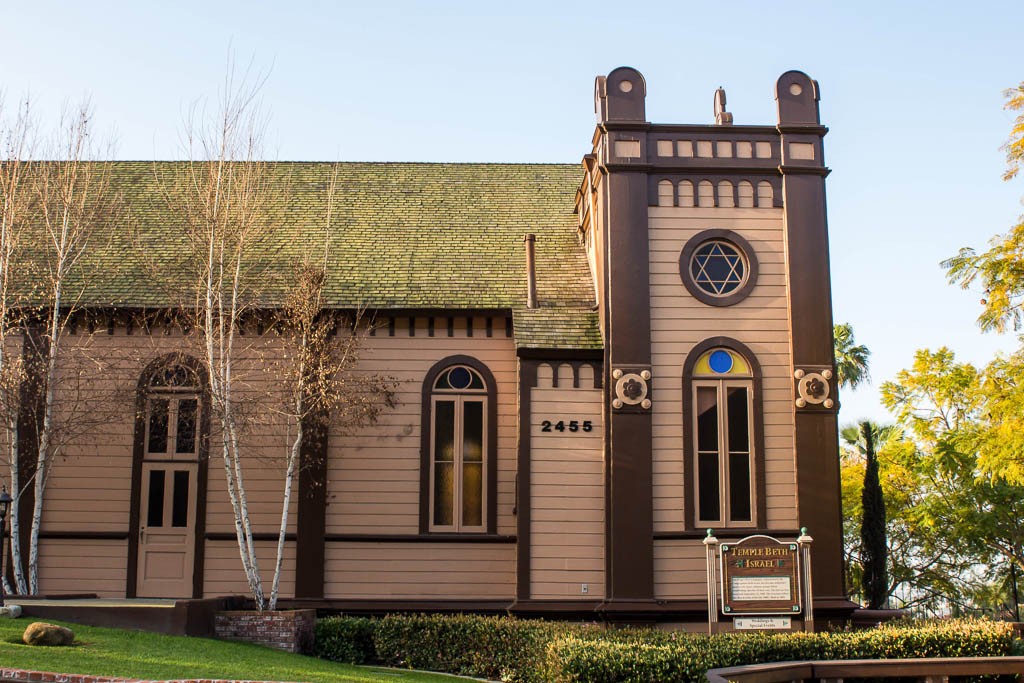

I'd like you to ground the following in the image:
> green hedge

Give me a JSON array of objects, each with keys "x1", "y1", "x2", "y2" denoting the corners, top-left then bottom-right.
[
  {"x1": 374, "y1": 613, "x2": 592, "y2": 683},
  {"x1": 313, "y1": 616, "x2": 377, "y2": 665},
  {"x1": 314, "y1": 615, "x2": 1016, "y2": 683},
  {"x1": 548, "y1": 619, "x2": 1017, "y2": 683}
]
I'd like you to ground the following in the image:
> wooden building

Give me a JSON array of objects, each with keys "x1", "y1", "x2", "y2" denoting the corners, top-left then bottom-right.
[{"x1": 11, "y1": 67, "x2": 856, "y2": 625}]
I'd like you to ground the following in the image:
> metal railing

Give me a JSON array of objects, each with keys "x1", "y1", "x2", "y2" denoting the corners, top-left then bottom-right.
[{"x1": 706, "y1": 657, "x2": 1024, "y2": 683}]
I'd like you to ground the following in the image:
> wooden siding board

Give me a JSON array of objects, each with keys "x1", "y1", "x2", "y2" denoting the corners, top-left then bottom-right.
[
  {"x1": 529, "y1": 381, "x2": 605, "y2": 600},
  {"x1": 647, "y1": 209, "x2": 797, "y2": 574}
]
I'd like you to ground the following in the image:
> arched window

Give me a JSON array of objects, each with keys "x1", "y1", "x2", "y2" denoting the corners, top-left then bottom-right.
[
  {"x1": 657, "y1": 180, "x2": 674, "y2": 207},
  {"x1": 683, "y1": 339, "x2": 764, "y2": 529},
  {"x1": 697, "y1": 180, "x2": 715, "y2": 207},
  {"x1": 678, "y1": 180, "x2": 695, "y2": 208},
  {"x1": 129, "y1": 354, "x2": 208, "y2": 599},
  {"x1": 717, "y1": 181, "x2": 735, "y2": 208},
  {"x1": 143, "y1": 362, "x2": 202, "y2": 459},
  {"x1": 421, "y1": 356, "x2": 497, "y2": 533}
]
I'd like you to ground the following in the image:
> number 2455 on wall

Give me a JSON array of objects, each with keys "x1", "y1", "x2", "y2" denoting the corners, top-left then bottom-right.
[{"x1": 540, "y1": 420, "x2": 593, "y2": 433}]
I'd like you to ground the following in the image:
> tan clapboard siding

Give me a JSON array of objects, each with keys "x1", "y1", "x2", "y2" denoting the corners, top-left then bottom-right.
[
  {"x1": 653, "y1": 540, "x2": 709, "y2": 599},
  {"x1": 203, "y1": 540, "x2": 296, "y2": 598},
  {"x1": 37, "y1": 539, "x2": 127, "y2": 597},
  {"x1": 204, "y1": 454, "x2": 299, "y2": 534},
  {"x1": 647, "y1": 208, "x2": 798, "y2": 534},
  {"x1": 324, "y1": 542, "x2": 515, "y2": 598},
  {"x1": 529, "y1": 365, "x2": 605, "y2": 600},
  {"x1": 42, "y1": 333, "x2": 165, "y2": 533},
  {"x1": 326, "y1": 335, "x2": 517, "y2": 536},
  {"x1": 40, "y1": 331, "x2": 307, "y2": 539}
]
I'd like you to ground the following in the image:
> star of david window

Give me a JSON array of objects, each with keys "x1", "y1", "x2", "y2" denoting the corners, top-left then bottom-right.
[
  {"x1": 690, "y1": 241, "x2": 745, "y2": 295},
  {"x1": 679, "y1": 229, "x2": 759, "y2": 306}
]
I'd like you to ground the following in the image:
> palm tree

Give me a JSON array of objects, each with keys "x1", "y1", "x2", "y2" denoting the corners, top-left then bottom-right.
[{"x1": 834, "y1": 322, "x2": 870, "y2": 389}]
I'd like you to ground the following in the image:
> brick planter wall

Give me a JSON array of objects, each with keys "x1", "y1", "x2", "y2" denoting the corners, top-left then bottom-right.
[{"x1": 213, "y1": 609, "x2": 316, "y2": 654}]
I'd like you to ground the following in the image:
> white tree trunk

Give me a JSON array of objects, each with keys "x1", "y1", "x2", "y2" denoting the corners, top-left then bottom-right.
[
  {"x1": 270, "y1": 393, "x2": 302, "y2": 611},
  {"x1": 29, "y1": 277, "x2": 62, "y2": 594},
  {"x1": 6, "y1": 417, "x2": 26, "y2": 594}
]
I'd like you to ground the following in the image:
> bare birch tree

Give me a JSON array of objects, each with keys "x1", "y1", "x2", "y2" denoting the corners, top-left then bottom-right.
[
  {"x1": 27, "y1": 101, "x2": 119, "y2": 592},
  {"x1": 0, "y1": 94, "x2": 35, "y2": 595},
  {"x1": 157, "y1": 60, "x2": 276, "y2": 608},
  {"x1": 267, "y1": 168, "x2": 395, "y2": 609}
]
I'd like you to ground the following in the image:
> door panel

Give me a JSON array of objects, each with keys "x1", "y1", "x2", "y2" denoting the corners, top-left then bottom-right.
[{"x1": 137, "y1": 462, "x2": 197, "y2": 598}]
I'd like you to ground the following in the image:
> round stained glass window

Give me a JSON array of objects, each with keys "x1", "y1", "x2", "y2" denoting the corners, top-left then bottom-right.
[
  {"x1": 708, "y1": 349, "x2": 734, "y2": 374},
  {"x1": 690, "y1": 241, "x2": 746, "y2": 296},
  {"x1": 679, "y1": 230, "x2": 759, "y2": 307},
  {"x1": 448, "y1": 366, "x2": 472, "y2": 390}
]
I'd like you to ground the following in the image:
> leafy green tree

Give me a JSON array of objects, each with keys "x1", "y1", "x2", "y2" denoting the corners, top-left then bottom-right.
[
  {"x1": 833, "y1": 322, "x2": 870, "y2": 389},
  {"x1": 943, "y1": 82, "x2": 1024, "y2": 332},
  {"x1": 880, "y1": 348, "x2": 1024, "y2": 614}
]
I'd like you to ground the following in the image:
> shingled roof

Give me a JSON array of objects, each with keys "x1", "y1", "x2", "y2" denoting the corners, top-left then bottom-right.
[{"x1": 30, "y1": 161, "x2": 601, "y2": 350}]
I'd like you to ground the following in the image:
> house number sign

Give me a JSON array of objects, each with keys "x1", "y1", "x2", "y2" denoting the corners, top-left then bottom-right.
[{"x1": 540, "y1": 420, "x2": 593, "y2": 433}]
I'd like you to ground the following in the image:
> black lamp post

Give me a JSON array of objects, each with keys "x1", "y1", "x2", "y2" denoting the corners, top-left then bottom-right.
[{"x1": 0, "y1": 486, "x2": 11, "y2": 608}]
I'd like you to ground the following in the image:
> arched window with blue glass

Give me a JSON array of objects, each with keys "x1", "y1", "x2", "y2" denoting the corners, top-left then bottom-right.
[
  {"x1": 682, "y1": 338, "x2": 765, "y2": 529},
  {"x1": 420, "y1": 356, "x2": 497, "y2": 534}
]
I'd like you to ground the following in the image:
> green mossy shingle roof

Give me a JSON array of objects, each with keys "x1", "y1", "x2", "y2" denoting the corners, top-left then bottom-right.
[{"x1": 29, "y1": 161, "x2": 602, "y2": 350}]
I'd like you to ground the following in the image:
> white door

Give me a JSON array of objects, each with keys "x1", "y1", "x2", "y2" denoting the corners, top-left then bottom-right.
[{"x1": 137, "y1": 462, "x2": 197, "y2": 598}]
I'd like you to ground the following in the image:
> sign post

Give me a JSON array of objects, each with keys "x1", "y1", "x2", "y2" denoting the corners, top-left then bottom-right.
[{"x1": 705, "y1": 529, "x2": 814, "y2": 633}]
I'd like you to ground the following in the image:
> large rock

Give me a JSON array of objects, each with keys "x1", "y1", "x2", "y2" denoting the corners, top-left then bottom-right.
[{"x1": 23, "y1": 622, "x2": 74, "y2": 646}]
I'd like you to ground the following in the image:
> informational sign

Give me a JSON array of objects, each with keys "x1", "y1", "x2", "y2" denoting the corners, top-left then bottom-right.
[
  {"x1": 734, "y1": 617, "x2": 792, "y2": 630},
  {"x1": 720, "y1": 535, "x2": 801, "y2": 616}
]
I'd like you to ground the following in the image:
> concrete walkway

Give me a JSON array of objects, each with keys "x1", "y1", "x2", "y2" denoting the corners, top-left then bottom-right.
[{"x1": 14, "y1": 597, "x2": 176, "y2": 608}]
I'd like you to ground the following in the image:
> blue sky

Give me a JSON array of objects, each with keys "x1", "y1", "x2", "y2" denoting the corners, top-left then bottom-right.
[{"x1": 5, "y1": 1, "x2": 1023, "y2": 424}]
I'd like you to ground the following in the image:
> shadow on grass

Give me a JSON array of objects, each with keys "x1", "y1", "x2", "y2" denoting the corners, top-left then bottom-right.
[{"x1": 3, "y1": 635, "x2": 86, "y2": 648}]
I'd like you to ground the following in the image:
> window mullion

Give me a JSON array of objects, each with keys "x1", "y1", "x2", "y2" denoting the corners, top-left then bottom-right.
[
  {"x1": 454, "y1": 396, "x2": 464, "y2": 532},
  {"x1": 717, "y1": 382, "x2": 730, "y2": 525}
]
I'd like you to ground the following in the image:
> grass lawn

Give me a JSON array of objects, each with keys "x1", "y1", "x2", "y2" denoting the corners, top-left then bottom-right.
[{"x1": 0, "y1": 618, "x2": 464, "y2": 683}]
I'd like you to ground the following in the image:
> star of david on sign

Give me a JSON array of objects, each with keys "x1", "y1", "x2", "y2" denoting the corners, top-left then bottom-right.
[{"x1": 690, "y1": 241, "x2": 745, "y2": 295}]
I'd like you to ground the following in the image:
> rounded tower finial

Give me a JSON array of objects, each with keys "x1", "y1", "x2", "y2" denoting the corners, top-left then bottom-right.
[
  {"x1": 595, "y1": 67, "x2": 647, "y2": 124},
  {"x1": 775, "y1": 71, "x2": 820, "y2": 126}
]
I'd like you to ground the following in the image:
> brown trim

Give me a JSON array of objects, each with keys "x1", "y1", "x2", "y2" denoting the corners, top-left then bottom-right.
[
  {"x1": 207, "y1": 532, "x2": 298, "y2": 542},
  {"x1": 38, "y1": 531, "x2": 130, "y2": 540},
  {"x1": 649, "y1": 174, "x2": 783, "y2": 209},
  {"x1": 679, "y1": 229, "x2": 760, "y2": 307},
  {"x1": 776, "y1": 70, "x2": 844, "y2": 598},
  {"x1": 325, "y1": 533, "x2": 514, "y2": 544},
  {"x1": 295, "y1": 402, "x2": 328, "y2": 598},
  {"x1": 681, "y1": 337, "x2": 767, "y2": 530},
  {"x1": 627, "y1": 123, "x2": 780, "y2": 135},
  {"x1": 516, "y1": 348, "x2": 603, "y2": 360},
  {"x1": 654, "y1": 528, "x2": 800, "y2": 541},
  {"x1": 516, "y1": 359, "x2": 539, "y2": 600},
  {"x1": 603, "y1": 169, "x2": 655, "y2": 602},
  {"x1": 276, "y1": 598, "x2": 512, "y2": 615},
  {"x1": 127, "y1": 353, "x2": 210, "y2": 599},
  {"x1": 418, "y1": 355, "x2": 498, "y2": 535},
  {"x1": 778, "y1": 165, "x2": 830, "y2": 177},
  {"x1": 509, "y1": 599, "x2": 604, "y2": 619}
]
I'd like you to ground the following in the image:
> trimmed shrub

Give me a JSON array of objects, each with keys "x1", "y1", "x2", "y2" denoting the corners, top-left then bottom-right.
[
  {"x1": 373, "y1": 613, "x2": 594, "y2": 683},
  {"x1": 314, "y1": 616, "x2": 377, "y2": 664},
  {"x1": 546, "y1": 619, "x2": 1017, "y2": 683},
  {"x1": 313, "y1": 615, "x2": 1015, "y2": 683}
]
